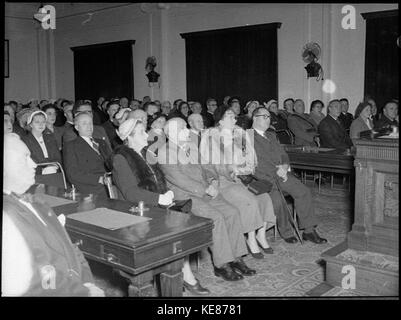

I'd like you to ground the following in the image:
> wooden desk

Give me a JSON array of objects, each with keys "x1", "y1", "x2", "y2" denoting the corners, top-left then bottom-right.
[
  {"x1": 282, "y1": 145, "x2": 354, "y2": 175},
  {"x1": 28, "y1": 185, "x2": 213, "y2": 297}
]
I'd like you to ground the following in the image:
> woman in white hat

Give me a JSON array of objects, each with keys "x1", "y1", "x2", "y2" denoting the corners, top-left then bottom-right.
[
  {"x1": 112, "y1": 118, "x2": 210, "y2": 295},
  {"x1": 22, "y1": 110, "x2": 61, "y2": 176}
]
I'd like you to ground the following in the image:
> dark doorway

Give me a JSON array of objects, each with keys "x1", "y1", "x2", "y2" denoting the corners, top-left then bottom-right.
[
  {"x1": 181, "y1": 23, "x2": 281, "y2": 107},
  {"x1": 362, "y1": 10, "x2": 398, "y2": 111},
  {"x1": 71, "y1": 40, "x2": 135, "y2": 102}
]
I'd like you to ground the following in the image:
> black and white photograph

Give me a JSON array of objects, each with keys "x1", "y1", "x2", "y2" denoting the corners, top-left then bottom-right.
[{"x1": 2, "y1": 1, "x2": 398, "y2": 310}]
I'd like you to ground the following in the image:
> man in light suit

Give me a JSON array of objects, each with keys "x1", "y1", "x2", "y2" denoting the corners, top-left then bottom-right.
[
  {"x1": 63, "y1": 112, "x2": 113, "y2": 198},
  {"x1": 287, "y1": 99, "x2": 319, "y2": 146},
  {"x1": 251, "y1": 107, "x2": 327, "y2": 244},
  {"x1": 158, "y1": 118, "x2": 255, "y2": 281},
  {"x1": 318, "y1": 100, "x2": 353, "y2": 151},
  {"x1": 62, "y1": 100, "x2": 111, "y2": 150},
  {"x1": 2, "y1": 133, "x2": 104, "y2": 296}
]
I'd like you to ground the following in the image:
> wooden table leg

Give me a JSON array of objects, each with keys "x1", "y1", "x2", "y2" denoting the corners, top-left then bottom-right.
[
  {"x1": 159, "y1": 259, "x2": 184, "y2": 297},
  {"x1": 117, "y1": 269, "x2": 154, "y2": 297}
]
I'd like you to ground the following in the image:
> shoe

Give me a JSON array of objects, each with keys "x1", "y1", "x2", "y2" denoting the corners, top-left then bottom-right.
[
  {"x1": 183, "y1": 279, "x2": 210, "y2": 295},
  {"x1": 230, "y1": 259, "x2": 256, "y2": 276},
  {"x1": 255, "y1": 238, "x2": 274, "y2": 254},
  {"x1": 214, "y1": 264, "x2": 243, "y2": 281},
  {"x1": 302, "y1": 230, "x2": 328, "y2": 244},
  {"x1": 246, "y1": 242, "x2": 264, "y2": 259},
  {"x1": 283, "y1": 236, "x2": 298, "y2": 244}
]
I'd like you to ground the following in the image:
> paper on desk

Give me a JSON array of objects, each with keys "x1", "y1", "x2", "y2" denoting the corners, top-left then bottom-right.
[
  {"x1": 67, "y1": 208, "x2": 151, "y2": 230},
  {"x1": 36, "y1": 193, "x2": 77, "y2": 207}
]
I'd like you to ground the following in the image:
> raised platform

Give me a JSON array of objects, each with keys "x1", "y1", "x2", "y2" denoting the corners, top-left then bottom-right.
[{"x1": 308, "y1": 242, "x2": 398, "y2": 296}]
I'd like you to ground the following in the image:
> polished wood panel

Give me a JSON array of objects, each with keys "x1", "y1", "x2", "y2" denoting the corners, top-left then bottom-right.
[{"x1": 282, "y1": 145, "x2": 354, "y2": 174}]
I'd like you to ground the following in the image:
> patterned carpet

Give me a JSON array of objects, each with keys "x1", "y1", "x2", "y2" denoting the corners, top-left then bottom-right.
[{"x1": 90, "y1": 178, "x2": 358, "y2": 297}]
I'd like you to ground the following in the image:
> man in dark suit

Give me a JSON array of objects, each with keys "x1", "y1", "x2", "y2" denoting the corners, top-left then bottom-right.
[
  {"x1": 375, "y1": 100, "x2": 399, "y2": 131},
  {"x1": 203, "y1": 98, "x2": 218, "y2": 128},
  {"x1": 338, "y1": 98, "x2": 354, "y2": 132},
  {"x1": 63, "y1": 112, "x2": 113, "y2": 198},
  {"x1": 3, "y1": 133, "x2": 104, "y2": 296},
  {"x1": 287, "y1": 99, "x2": 319, "y2": 146},
  {"x1": 318, "y1": 99, "x2": 353, "y2": 151},
  {"x1": 251, "y1": 107, "x2": 327, "y2": 244},
  {"x1": 62, "y1": 100, "x2": 111, "y2": 150},
  {"x1": 159, "y1": 118, "x2": 255, "y2": 281},
  {"x1": 102, "y1": 99, "x2": 122, "y2": 149}
]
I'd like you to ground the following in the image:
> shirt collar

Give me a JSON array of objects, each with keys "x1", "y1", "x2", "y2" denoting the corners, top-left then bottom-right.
[{"x1": 254, "y1": 128, "x2": 265, "y2": 137}]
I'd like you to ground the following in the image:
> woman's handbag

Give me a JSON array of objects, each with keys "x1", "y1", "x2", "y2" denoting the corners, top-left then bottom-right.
[
  {"x1": 238, "y1": 175, "x2": 273, "y2": 195},
  {"x1": 165, "y1": 199, "x2": 193, "y2": 213}
]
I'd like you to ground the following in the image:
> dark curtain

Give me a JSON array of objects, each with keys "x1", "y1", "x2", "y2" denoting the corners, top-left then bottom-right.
[
  {"x1": 71, "y1": 40, "x2": 135, "y2": 102},
  {"x1": 363, "y1": 10, "x2": 398, "y2": 112},
  {"x1": 181, "y1": 23, "x2": 281, "y2": 107}
]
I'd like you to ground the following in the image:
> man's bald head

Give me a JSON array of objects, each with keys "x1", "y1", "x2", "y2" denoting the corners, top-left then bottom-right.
[{"x1": 188, "y1": 113, "x2": 204, "y2": 132}]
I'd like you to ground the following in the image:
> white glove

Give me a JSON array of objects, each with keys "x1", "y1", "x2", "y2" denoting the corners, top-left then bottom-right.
[{"x1": 158, "y1": 190, "x2": 174, "y2": 206}]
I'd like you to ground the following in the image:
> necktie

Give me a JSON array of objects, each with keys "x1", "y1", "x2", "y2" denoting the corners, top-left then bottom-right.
[{"x1": 90, "y1": 138, "x2": 100, "y2": 155}]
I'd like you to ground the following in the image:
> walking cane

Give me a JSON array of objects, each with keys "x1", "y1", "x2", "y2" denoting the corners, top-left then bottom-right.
[{"x1": 272, "y1": 176, "x2": 303, "y2": 244}]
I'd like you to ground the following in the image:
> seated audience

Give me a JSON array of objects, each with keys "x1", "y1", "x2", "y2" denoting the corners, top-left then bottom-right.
[
  {"x1": 228, "y1": 97, "x2": 241, "y2": 118},
  {"x1": 111, "y1": 119, "x2": 210, "y2": 295},
  {"x1": 279, "y1": 98, "x2": 294, "y2": 120},
  {"x1": 236, "y1": 100, "x2": 259, "y2": 130},
  {"x1": 160, "y1": 100, "x2": 172, "y2": 117},
  {"x1": 144, "y1": 101, "x2": 161, "y2": 129},
  {"x1": 102, "y1": 100, "x2": 122, "y2": 149},
  {"x1": 42, "y1": 104, "x2": 65, "y2": 151},
  {"x1": 201, "y1": 109, "x2": 276, "y2": 257},
  {"x1": 350, "y1": 101, "x2": 374, "y2": 143},
  {"x1": 22, "y1": 110, "x2": 62, "y2": 176},
  {"x1": 338, "y1": 98, "x2": 354, "y2": 131},
  {"x1": 4, "y1": 111, "x2": 13, "y2": 134},
  {"x1": 188, "y1": 113, "x2": 204, "y2": 147},
  {"x1": 251, "y1": 107, "x2": 327, "y2": 244},
  {"x1": 129, "y1": 99, "x2": 141, "y2": 111},
  {"x1": 148, "y1": 114, "x2": 167, "y2": 147},
  {"x1": 318, "y1": 100, "x2": 353, "y2": 151},
  {"x1": 287, "y1": 99, "x2": 319, "y2": 146},
  {"x1": 63, "y1": 112, "x2": 113, "y2": 198},
  {"x1": 14, "y1": 108, "x2": 34, "y2": 138},
  {"x1": 365, "y1": 96, "x2": 379, "y2": 125},
  {"x1": 190, "y1": 101, "x2": 203, "y2": 115},
  {"x1": 119, "y1": 97, "x2": 129, "y2": 109},
  {"x1": 374, "y1": 100, "x2": 399, "y2": 131},
  {"x1": 128, "y1": 109, "x2": 148, "y2": 129},
  {"x1": 92, "y1": 96, "x2": 108, "y2": 125},
  {"x1": 114, "y1": 108, "x2": 131, "y2": 126},
  {"x1": 309, "y1": 100, "x2": 325, "y2": 125},
  {"x1": 177, "y1": 101, "x2": 190, "y2": 123},
  {"x1": 266, "y1": 99, "x2": 292, "y2": 144},
  {"x1": 159, "y1": 118, "x2": 255, "y2": 281},
  {"x1": 63, "y1": 100, "x2": 111, "y2": 150},
  {"x1": 203, "y1": 98, "x2": 218, "y2": 128},
  {"x1": 2, "y1": 133, "x2": 104, "y2": 296}
]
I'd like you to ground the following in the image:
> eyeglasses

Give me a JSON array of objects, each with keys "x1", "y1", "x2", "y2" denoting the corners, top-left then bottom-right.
[{"x1": 254, "y1": 114, "x2": 270, "y2": 119}]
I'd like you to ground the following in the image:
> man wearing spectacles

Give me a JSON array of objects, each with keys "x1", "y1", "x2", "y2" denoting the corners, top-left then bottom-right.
[
  {"x1": 251, "y1": 107, "x2": 327, "y2": 245},
  {"x1": 203, "y1": 98, "x2": 218, "y2": 128}
]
